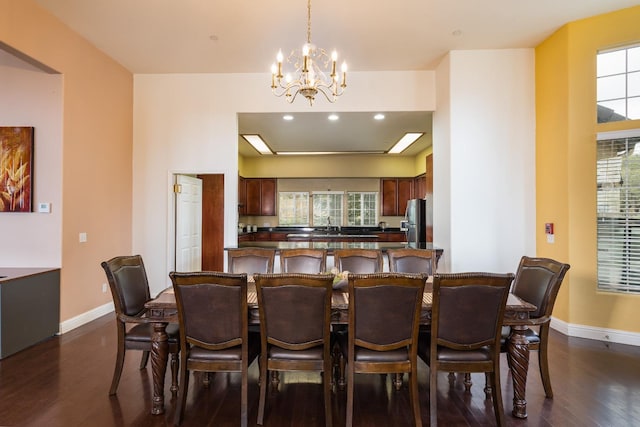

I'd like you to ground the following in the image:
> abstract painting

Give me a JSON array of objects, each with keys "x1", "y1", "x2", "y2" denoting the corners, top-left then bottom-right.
[{"x1": 0, "y1": 127, "x2": 33, "y2": 212}]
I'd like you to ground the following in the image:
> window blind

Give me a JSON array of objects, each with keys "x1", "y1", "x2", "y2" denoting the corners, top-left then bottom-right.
[{"x1": 597, "y1": 131, "x2": 640, "y2": 293}]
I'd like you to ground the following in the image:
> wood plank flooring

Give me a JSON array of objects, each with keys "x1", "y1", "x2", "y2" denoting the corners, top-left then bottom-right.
[{"x1": 1, "y1": 313, "x2": 639, "y2": 426}]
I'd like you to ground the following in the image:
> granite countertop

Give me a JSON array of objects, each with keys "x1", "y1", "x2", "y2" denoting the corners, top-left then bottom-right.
[
  {"x1": 0, "y1": 268, "x2": 60, "y2": 281},
  {"x1": 227, "y1": 241, "x2": 442, "y2": 253}
]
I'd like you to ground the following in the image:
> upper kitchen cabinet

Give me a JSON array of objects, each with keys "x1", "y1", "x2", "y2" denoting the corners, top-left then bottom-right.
[
  {"x1": 245, "y1": 178, "x2": 277, "y2": 216},
  {"x1": 381, "y1": 178, "x2": 413, "y2": 216},
  {"x1": 238, "y1": 175, "x2": 247, "y2": 216}
]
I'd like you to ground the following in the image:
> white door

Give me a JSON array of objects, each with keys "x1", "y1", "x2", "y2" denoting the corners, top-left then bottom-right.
[{"x1": 175, "y1": 175, "x2": 202, "y2": 272}]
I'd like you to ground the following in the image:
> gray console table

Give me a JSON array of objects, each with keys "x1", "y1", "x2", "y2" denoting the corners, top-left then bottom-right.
[{"x1": 0, "y1": 268, "x2": 60, "y2": 359}]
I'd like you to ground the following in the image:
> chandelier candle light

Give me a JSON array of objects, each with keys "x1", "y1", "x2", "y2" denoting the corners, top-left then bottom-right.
[{"x1": 270, "y1": 0, "x2": 347, "y2": 106}]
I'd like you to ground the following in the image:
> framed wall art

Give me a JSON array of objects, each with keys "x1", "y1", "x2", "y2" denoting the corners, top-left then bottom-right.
[{"x1": 0, "y1": 127, "x2": 34, "y2": 212}]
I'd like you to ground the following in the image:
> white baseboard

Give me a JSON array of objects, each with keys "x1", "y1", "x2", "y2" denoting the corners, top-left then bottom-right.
[
  {"x1": 551, "y1": 316, "x2": 640, "y2": 347},
  {"x1": 59, "y1": 302, "x2": 114, "y2": 334}
]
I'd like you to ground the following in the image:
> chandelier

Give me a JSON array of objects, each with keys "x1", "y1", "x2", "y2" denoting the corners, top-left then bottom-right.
[{"x1": 270, "y1": 0, "x2": 347, "y2": 106}]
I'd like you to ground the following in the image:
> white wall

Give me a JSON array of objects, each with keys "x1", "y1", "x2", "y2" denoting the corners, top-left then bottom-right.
[
  {"x1": 433, "y1": 50, "x2": 536, "y2": 273},
  {"x1": 0, "y1": 51, "x2": 63, "y2": 267},
  {"x1": 133, "y1": 71, "x2": 436, "y2": 294}
]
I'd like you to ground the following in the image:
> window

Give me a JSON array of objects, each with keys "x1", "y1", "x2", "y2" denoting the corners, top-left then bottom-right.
[
  {"x1": 278, "y1": 192, "x2": 309, "y2": 226},
  {"x1": 347, "y1": 192, "x2": 378, "y2": 226},
  {"x1": 597, "y1": 130, "x2": 640, "y2": 293},
  {"x1": 597, "y1": 45, "x2": 640, "y2": 123},
  {"x1": 312, "y1": 191, "x2": 343, "y2": 226}
]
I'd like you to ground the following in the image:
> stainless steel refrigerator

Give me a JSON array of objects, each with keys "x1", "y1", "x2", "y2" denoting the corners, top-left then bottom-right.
[{"x1": 402, "y1": 198, "x2": 433, "y2": 243}]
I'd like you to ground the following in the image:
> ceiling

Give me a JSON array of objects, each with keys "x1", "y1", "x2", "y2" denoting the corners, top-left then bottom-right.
[{"x1": 32, "y1": 0, "x2": 640, "y2": 156}]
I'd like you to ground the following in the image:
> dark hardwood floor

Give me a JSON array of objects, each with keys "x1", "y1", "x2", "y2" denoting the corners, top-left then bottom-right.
[{"x1": 1, "y1": 313, "x2": 639, "y2": 426}]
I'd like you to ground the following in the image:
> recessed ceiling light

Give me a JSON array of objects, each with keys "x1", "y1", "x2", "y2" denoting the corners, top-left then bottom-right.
[
  {"x1": 328, "y1": 114, "x2": 339, "y2": 121},
  {"x1": 283, "y1": 115, "x2": 294, "y2": 121},
  {"x1": 241, "y1": 134, "x2": 273, "y2": 155},
  {"x1": 374, "y1": 113, "x2": 385, "y2": 120},
  {"x1": 388, "y1": 132, "x2": 424, "y2": 154}
]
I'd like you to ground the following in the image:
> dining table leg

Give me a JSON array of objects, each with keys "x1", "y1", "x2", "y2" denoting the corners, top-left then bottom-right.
[
  {"x1": 150, "y1": 321, "x2": 169, "y2": 415},
  {"x1": 507, "y1": 324, "x2": 531, "y2": 418}
]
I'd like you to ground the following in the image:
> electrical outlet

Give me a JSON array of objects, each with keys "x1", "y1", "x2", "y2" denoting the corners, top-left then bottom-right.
[{"x1": 102, "y1": 283, "x2": 108, "y2": 293}]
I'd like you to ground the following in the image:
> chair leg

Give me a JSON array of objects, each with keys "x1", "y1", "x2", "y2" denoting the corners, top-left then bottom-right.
[
  {"x1": 323, "y1": 360, "x2": 333, "y2": 427},
  {"x1": 241, "y1": 360, "x2": 249, "y2": 427},
  {"x1": 257, "y1": 355, "x2": 268, "y2": 425},
  {"x1": 109, "y1": 346, "x2": 126, "y2": 395},
  {"x1": 429, "y1": 367, "x2": 438, "y2": 427},
  {"x1": 174, "y1": 358, "x2": 189, "y2": 426},
  {"x1": 170, "y1": 352, "x2": 179, "y2": 393},
  {"x1": 463, "y1": 373, "x2": 472, "y2": 391},
  {"x1": 338, "y1": 353, "x2": 346, "y2": 390},
  {"x1": 346, "y1": 362, "x2": 355, "y2": 427},
  {"x1": 140, "y1": 350, "x2": 150, "y2": 369},
  {"x1": 539, "y1": 325, "x2": 553, "y2": 398},
  {"x1": 393, "y1": 373, "x2": 404, "y2": 391},
  {"x1": 490, "y1": 368, "x2": 505, "y2": 427},
  {"x1": 483, "y1": 372, "x2": 493, "y2": 399},
  {"x1": 409, "y1": 368, "x2": 422, "y2": 427}
]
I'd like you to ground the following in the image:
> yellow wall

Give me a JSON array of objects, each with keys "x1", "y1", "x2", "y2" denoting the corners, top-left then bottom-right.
[
  {"x1": 0, "y1": 0, "x2": 133, "y2": 322},
  {"x1": 536, "y1": 6, "x2": 640, "y2": 331},
  {"x1": 241, "y1": 153, "x2": 424, "y2": 178}
]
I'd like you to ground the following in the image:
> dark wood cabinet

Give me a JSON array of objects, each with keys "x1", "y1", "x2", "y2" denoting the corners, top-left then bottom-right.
[
  {"x1": 381, "y1": 178, "x2": 413, "y2": 216},
  {"x1": 238, "y1": 176, "x2": 246, "y2": 216},
  {"x1": 413, "y1": 174, "x2": 426, "y2": 200},
  {"x1": 244, "y1": 178, "x2": 277, "y2": 216},
  {"x1": 376, "y1": 232, "x2": 407, "y2": 242}
]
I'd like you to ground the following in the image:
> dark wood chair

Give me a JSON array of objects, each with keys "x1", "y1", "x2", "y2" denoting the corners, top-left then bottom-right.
[
  {"x1": 280, "y1": 248, "x2": 327, "y2": 273},
  {"x1": 253, "y1": 273, "x2": 335, "y2": 427},
  {"x1": 227, "y1": 248, "x2": 275, "y2": 275},
  {"x1": 339, "y1": 273, "x2": 426, "y2": 427},
  {"x1": 387, "y1": 248, "x2": 437, "y2": 287},
  {"x1": 499, "y1": 256, "x2": 570, "y2": 398},
  {"x1": 100, "y1": 255, "x2": 179, "y2": 396},
  {"x1": 169, "y1": 271, "x2": 259, "y2": 427},
  {"x1": 420, "y1": 272, "x2": 514, "y2": 427},
  {"x1": 333, "y1": 249, "x2": 383, "y2": 273}
]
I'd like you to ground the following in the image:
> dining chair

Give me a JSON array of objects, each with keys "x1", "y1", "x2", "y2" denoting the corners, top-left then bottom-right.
[
  {"x1": 280, "y1": 248, "x2": 327, "y2": 273},
  {"x1": 333, "y1": 249, "x2": 383, "y2": 273},
  {"x1": 387, "y1": 248, "x2": 437, "y2": 287},
  {"x1": 253, "y1": 273, "x2": 335, "y2": 427},
  {"x1": 339, "y1": 273, "x2": 427, "y2": 427},
  {"x1": 227, "y1": 247, "x2": 275, "y2": 275},
  {"x1": 497, "y1": 256, "x2": 570, "y2": 398},
  {"x1": 100, "y1": 255, "x2": 180, "y2": 396},
  {"x1": 420, "y1": 272, "x2": 514, "y2": 427},
  {"x1": 169, "y1": 271, "x2": 260, "y2": 427}
]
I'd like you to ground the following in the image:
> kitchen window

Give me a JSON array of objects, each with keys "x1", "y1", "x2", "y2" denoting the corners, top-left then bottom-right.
[
  {"x1": 597, "y1": 44, "x2": 640, "y2": 123},
  {"x1": 312, "y1": 191, "x2": 343, "y2": 226},
  {"x1": 278, "y1": 192, "x2": 309, "y2": 226},
  {"x1": 347, "y1": 192, "x2": 378, "y2": 226},
  {"x1": 597, "y1": 130, "x2": 640, "y2": 293}
]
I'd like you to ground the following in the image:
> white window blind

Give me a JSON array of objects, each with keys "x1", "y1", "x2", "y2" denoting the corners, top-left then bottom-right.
[{"x1": 597, "y1": 130, "x2": 640, "y2": 293}]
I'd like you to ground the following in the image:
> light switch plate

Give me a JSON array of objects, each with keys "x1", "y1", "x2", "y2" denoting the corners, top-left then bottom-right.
[
  {"x1": 547, "y1": 234, "x2": 555, "y2": 244},
  {"x1": 38, "y1": 202, "x2": 51, "y2": 213},
  {"x1": 79, "y1": 232, "x2": 87, "y2": 243}
]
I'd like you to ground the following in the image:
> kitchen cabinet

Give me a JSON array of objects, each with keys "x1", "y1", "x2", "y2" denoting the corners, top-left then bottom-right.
[
  {"x1": 413, "y1": 174, "x2": 426, "y2": 200},
  {"x1": 245, "y1": 178, "x2": 277, "y2": 216},
  {"x1": 238, "y1": 175, "x2": 246, "y2": 216},
  {"x1": 376, "y1": 232, "x2": 407, "y2": 242},
  {"x1": 381, "y1": 178, "x2": 413, "y2": 216}
]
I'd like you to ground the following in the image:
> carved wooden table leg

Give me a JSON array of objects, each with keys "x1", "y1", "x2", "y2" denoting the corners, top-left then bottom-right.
[
  {"x1": 150, "y1": 321, "x2": 169, "y2": 415},
  {"x1": 507, "y1": 325, "x2": 530, "y2": 418}
]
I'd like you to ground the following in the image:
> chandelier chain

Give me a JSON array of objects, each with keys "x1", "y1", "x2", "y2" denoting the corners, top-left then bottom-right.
[{"x1": 307, "y1": 0, "x2": 312, "y2": 44}]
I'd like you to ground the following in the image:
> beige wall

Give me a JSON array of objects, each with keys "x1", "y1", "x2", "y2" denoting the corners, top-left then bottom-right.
[
  {"x1": 0, "y1": 0, "x2": 133, "y2": 325},
  {"x1": 536, "y1": 6, "x2": 640, "y2": 334}
]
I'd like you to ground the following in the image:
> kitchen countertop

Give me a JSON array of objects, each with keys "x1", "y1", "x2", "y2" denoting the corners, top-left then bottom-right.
[
  {"x1": 0, "y1": 267, "x2": 60, "y2": 281},
  {"x1": 227, "y1": 241, "x2": 441, "y2": 253}
]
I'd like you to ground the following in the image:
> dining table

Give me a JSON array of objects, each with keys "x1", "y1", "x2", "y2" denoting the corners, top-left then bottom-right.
[{"x1": 144, "y1": 279, "x2": 536, "y2": 418}]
